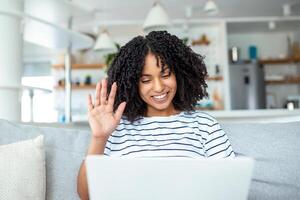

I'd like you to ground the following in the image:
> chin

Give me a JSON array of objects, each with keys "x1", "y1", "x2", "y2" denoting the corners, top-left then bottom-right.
[{"x1": 148, "y1": 101, "x2": 173, "y2": 111}]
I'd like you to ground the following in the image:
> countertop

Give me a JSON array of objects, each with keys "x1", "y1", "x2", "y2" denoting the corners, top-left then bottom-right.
[{"x1": 206, "y1": 109, "x2": 300, "y2": 123}]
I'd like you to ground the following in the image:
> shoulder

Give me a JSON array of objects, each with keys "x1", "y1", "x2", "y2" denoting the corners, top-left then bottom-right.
[{"x1": 181, "y1": 110, "x2": 217, "y2": 125}]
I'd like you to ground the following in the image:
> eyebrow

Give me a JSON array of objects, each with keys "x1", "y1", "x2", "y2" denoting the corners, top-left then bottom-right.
[
  {"x1": 141, "y1": 69, "x2": 171, "y2": 77},
  {"x1": 141, "y1": 74, "x2": 151, "y2": 77}
]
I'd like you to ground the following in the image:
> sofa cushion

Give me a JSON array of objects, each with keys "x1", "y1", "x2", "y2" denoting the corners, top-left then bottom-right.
[
  {"x1": 1, "y1": 119, "x2": 300, "y2": 200},
  {"x1": 0, "y1": 120, "x2": 91, "y2": 200},
  {"x1": 222, "y1": 122, "x2": 300, "y2": 200},
  {"x1": 0, "y1": 135, "x2": 45, "y2": 200}
]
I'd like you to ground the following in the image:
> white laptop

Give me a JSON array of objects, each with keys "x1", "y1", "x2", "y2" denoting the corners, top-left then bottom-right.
[{"x1": 86, "y1": 155, "x2": 254, "y2": 200}]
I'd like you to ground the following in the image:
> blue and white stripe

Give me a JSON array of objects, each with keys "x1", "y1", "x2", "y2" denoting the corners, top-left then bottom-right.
[{"x1": 104, "y1": 111, "x2": 235, "y2": 158}]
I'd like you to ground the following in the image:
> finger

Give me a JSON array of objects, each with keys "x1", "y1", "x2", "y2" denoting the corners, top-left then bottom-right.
[
  {"x1": 114, "y1": 102, "x2": 126, "y2": 122},
  {"x1": 100, "y1": 79, "x2": 108, "y2": 105},
  {"x1": 107, "y1": 82, "x2": 117, "y2": 108},
  {"x1": 87, "y1": 94, "x2": 94, "y2": 112},
  {"x1": 95, "y1": 82, "x2": 101, "y2": 106}
]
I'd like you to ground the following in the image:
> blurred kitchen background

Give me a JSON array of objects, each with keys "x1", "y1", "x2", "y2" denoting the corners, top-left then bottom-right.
[{"x1": 1, "y1": 0, "x2": 300, "y2": 124}]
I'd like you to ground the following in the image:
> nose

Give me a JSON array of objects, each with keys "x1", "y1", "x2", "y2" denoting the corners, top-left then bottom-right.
[{"x1": 153, "y1": 78, "x2": 164, "y2": 93}]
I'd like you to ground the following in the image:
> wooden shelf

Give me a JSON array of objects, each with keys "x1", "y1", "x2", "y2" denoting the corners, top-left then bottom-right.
[
  {"x1": 206, "y1": 76, "x2": 223, "y2": 81},
  {"x1": 259, "y1": 57, "x2": 300, "y2": 65},
  {"x1": 55, "y1": 84, "x2": 96, "y2": 90},
  {"x1": 52, "y1": 63, "x2": 106, "y2": 69},
  {"x1": 265, "y1": 78, "x2": 300, "y2": 84}
]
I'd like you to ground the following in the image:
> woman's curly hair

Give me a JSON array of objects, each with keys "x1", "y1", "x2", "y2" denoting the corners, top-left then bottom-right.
[{"x1": 107, "y1": 31, "x2": 208, "y2": 122}]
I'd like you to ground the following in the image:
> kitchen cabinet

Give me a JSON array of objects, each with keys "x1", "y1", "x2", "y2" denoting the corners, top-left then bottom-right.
[
  {"x1": 260, "y1": 58, "x2": 300, "y2": 85},
  {"x1": 226, "y1": 18, "x2": 300, "y2": 109}
]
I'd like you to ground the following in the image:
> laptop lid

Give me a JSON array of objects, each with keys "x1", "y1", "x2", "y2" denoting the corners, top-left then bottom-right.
[{"x1": 86, "y1": 156, "x2": 254, "y2": 200}]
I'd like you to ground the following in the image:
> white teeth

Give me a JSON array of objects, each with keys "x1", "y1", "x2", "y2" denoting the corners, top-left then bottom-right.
[{"x1": 153, "y1": 93, "x2": 167, "y2": 99}]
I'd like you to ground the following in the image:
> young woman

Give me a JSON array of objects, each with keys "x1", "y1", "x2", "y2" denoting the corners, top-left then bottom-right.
[{"x1": 77, "y1": 31, "x2": 235, "y2": 199}]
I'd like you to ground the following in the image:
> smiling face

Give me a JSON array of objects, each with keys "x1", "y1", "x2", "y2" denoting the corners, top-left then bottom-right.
[{"x1": 138, "y1": 52, "x2": 178, "y2": 117}]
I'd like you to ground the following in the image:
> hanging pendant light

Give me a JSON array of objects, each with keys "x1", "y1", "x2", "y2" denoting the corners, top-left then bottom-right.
[
  {"x1": 94, "y1": 29, "x2": 117, "y2": 53},
  {"x1": 204, "y1": 0, "x2": 219, "y2": 15},
  {"x1": 143, "y1": 2, "x2": 170, "y2": 32}
]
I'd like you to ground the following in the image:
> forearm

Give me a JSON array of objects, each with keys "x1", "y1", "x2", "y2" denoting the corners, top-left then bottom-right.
[{"x1": 77, "y1": 137, "x2": 108, "y2": 200}]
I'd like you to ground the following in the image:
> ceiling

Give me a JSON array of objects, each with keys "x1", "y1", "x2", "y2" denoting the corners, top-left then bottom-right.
[
  {"x1": 17, "y1": 0, "x2": 300, "y2": 54},
  {"x1": 24, "y1": 0, "x2": 300, "y2": 33}
]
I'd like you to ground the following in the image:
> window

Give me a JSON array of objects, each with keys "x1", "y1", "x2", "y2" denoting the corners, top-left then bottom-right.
[{"x1": 21, "y1": 76, "x2": 58, "y2": 122}]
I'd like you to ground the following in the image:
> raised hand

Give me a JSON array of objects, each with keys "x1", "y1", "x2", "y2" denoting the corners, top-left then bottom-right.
[{"x1": 87, "y1": 79, "x2": 126, "y2": 140}]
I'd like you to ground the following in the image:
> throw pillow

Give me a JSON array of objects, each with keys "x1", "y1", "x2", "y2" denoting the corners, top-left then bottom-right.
[{"x1": 0, "y1": 135, "x2": 46, "y2": 200}]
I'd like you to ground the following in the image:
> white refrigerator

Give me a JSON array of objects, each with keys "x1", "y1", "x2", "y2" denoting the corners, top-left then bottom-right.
[{"x1": 229, "y1": 62, "x2": 266, "y2": 110}]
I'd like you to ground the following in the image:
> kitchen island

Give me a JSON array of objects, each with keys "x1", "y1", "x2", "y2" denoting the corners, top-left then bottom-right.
[{"x1": 207, "y1": 109, "x2": 300, "y2": 123}]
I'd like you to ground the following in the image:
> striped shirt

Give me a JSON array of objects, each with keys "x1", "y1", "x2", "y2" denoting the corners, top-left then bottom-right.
[{"x1": 104, "y1": 110, "x2": 235, "y2": 158}]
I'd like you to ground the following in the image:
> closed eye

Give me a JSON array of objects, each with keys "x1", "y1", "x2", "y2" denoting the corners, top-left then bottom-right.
[
  {"x1": 141, "y1": 80, "x2": 151, "y2": 84},
  {"x1": 162, "y1": 72, "x2": 171, "y2": 78}
]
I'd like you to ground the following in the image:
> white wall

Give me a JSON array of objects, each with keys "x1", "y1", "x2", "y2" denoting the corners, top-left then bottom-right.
[
  {"x1": 228, "y1": 31, "x2": 294, "y2": 60},
  {"x1": 171, "y1": 22, "x2": 230, "y2": 110}
]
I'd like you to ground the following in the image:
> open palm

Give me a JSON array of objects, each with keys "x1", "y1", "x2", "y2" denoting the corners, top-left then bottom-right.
[{"x1": 87, "y1": 79, "x2": 126, "y2": 140}]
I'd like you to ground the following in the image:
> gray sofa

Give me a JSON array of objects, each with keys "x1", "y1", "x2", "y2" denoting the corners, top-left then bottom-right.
[{"x1": 0, "y1": 119, "x2": 299, "y2": 200}]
